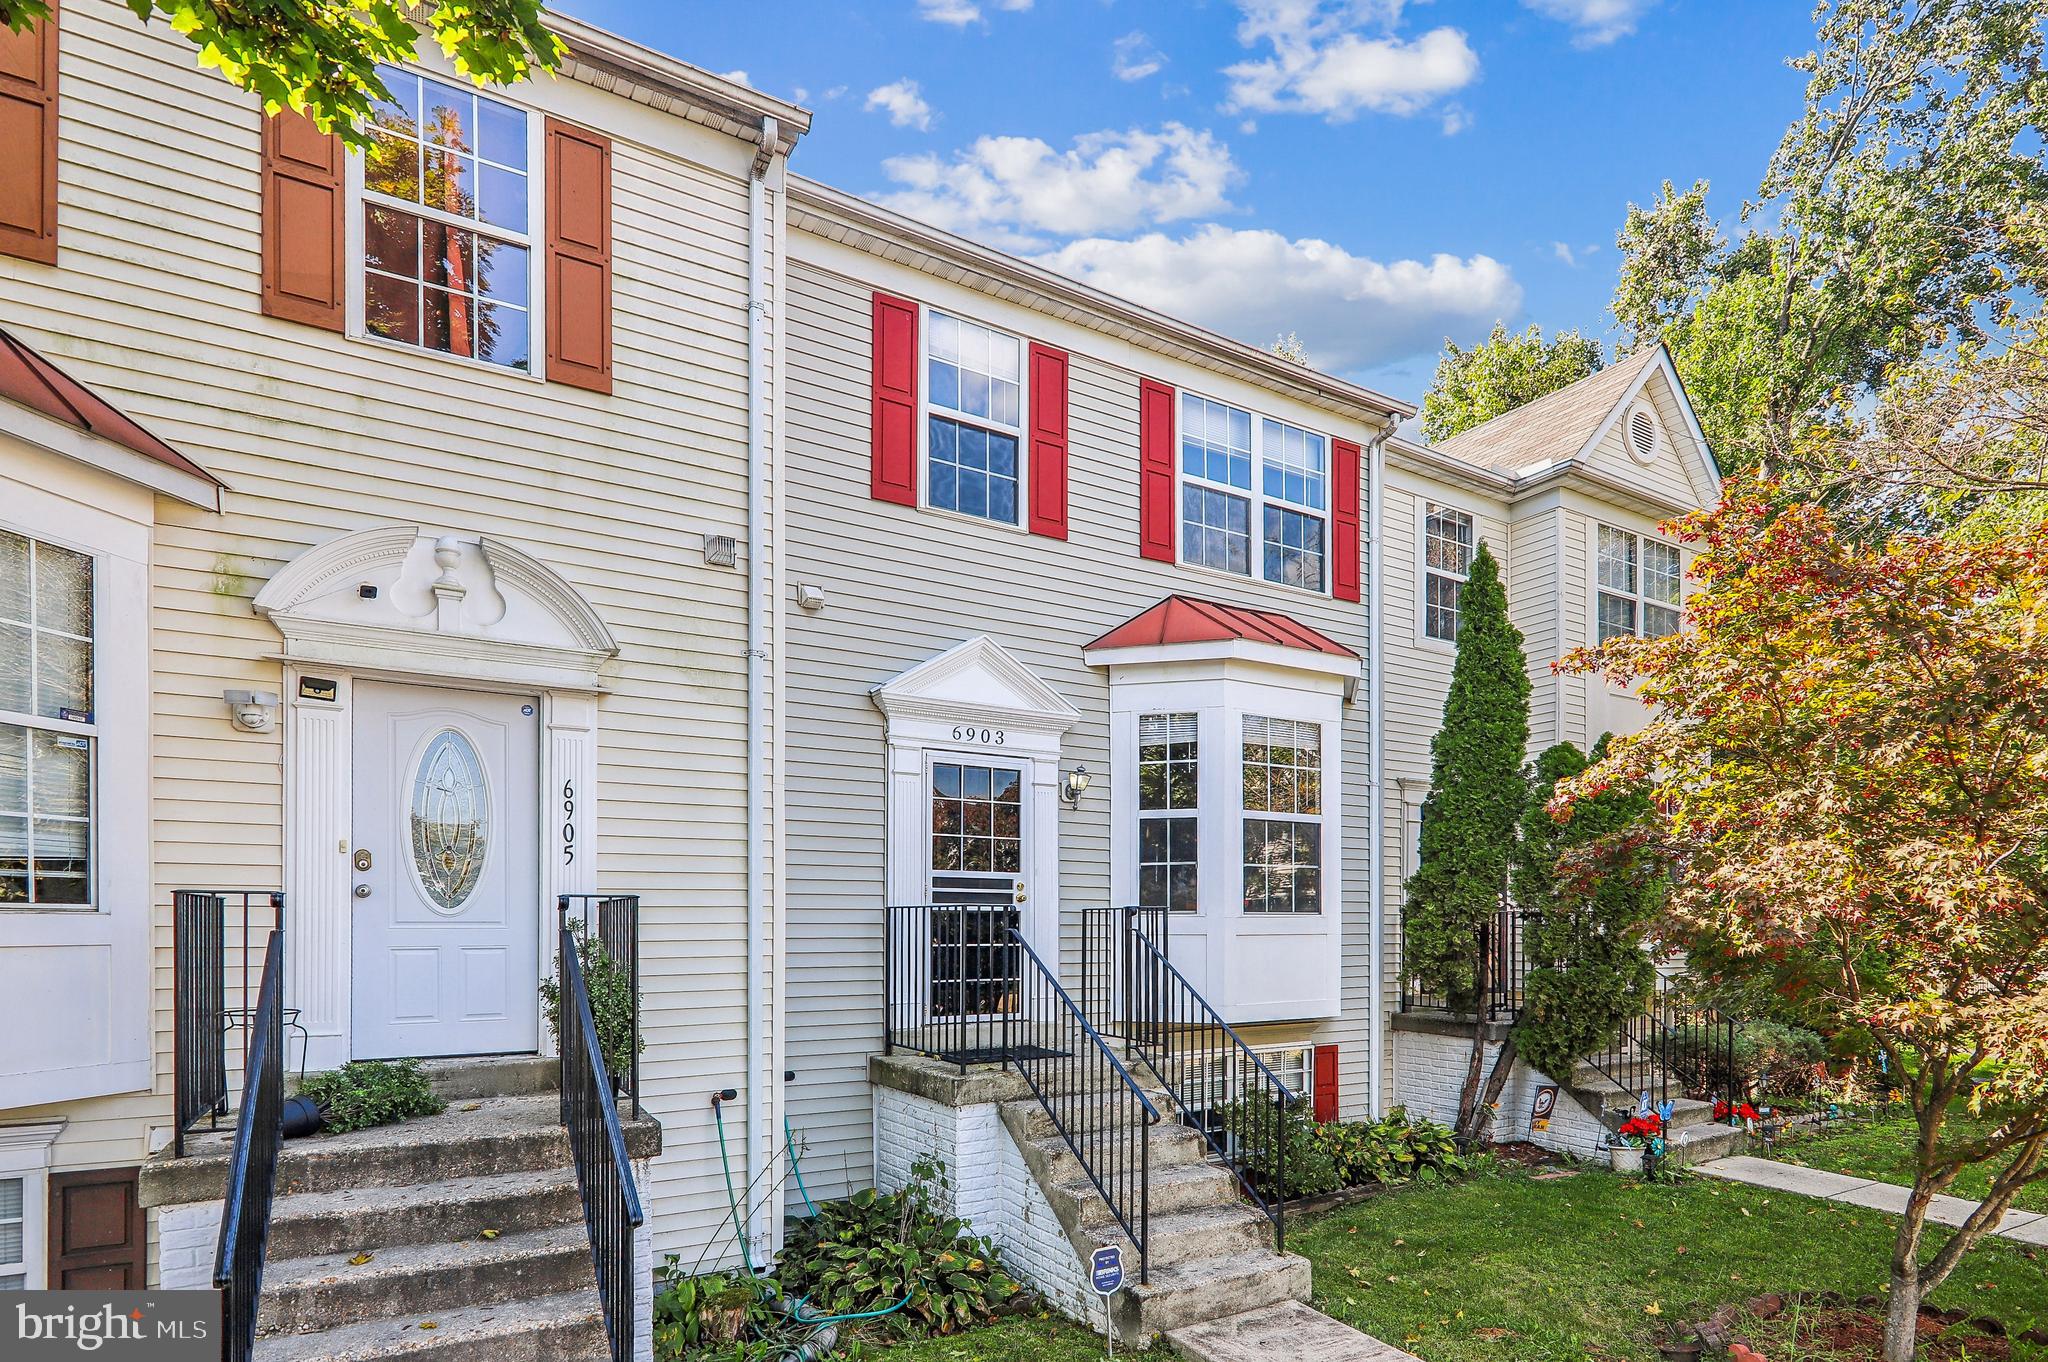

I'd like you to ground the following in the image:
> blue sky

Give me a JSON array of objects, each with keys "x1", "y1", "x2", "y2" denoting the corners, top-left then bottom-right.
[{"x1": 562, "y1": 0, "x2": 1818, "y2": 398}]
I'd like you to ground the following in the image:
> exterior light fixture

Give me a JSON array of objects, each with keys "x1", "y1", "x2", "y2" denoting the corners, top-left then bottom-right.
[
  {"x1": 223, "y1": 689, "x2": 280, "y2": 733},
  {"x1": 1061, "y1": 764, "x2": 1091, "y2": 805}
]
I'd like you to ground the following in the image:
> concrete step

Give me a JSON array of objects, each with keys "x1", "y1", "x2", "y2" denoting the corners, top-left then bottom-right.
[
  {"x1": 419, "y1": 1057, "x2": 561, "y2": 1102},
  {"x1": 258, "y1": 1223, "x2": 593, "y2": 1338},
  {"x1": 1049, "y1": 1159, "x2": 1242, "y2": 1231},
  {"x1": 254, "y1": 1288, "x2": 606, "y2": 1362},
  {"x1": 1084, "y1": 1203, "x2": 1274, "y2": 1269},
  {"x1": 1114, "y1": 1248, "x2": 1313, "y2": 1340},
  {"x1": 1665, "y1": 1121, "x2": 1746, "y2": 1166},
  {"x1": 266, "y1": 1168, "x2": 582, "y2": 1260},
  {"x1": 146, "y1": 1096, "x2": 660, "y2": 1205},
  {"x1": 1017, "y1": 1120, "x2": 1212, "y2": 1192},
  {"x1": 1006, "y1": 1089, "x2": 1179, "y2": 1142}
]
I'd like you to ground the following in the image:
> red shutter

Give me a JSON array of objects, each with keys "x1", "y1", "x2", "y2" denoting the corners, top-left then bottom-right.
[
  {"x1": 1332, "y1": 437, "x2": 1362, "y2": 602},
  {"x1": 870, "y1": 292, "x2": 919, "y2": 506},
  {"x1": 0, "y1": 0, "x2": 57, "y2": 264},
  {"x1": 1138, "y1": 378, "x2": 1176, "y2": 562},
  {"x1": 546, "y1": 118, "x2": 612, "y2": 393},
  {"x1": 1312, "y1": 1045, "x2": 1340, "y2": 1123},
  {"x1": 260, "y1": 109, "x2": 344, "y2": 330},
  {"x1": 48, "y1": 1167, "x2": 144, "y2": 1290},
  {"x1": 1027, "y1": 342, "x2": 1069, "y2": 538}
]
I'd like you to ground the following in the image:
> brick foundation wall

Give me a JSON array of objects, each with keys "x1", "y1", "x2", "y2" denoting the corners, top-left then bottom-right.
[{"x1": 1392, "y1": 1023, "x2": 1608, "y2": 1160}]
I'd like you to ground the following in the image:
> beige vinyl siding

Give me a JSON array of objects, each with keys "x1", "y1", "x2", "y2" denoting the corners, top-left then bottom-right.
[
  {"x1": 782, "y1": 246, "x2": 1379, "y2": 1196},
  {"x1": 1580, "y1": 376, "x2": 1717, "y2": 513},
  {"x1": 0, "y1": 7, "x2": 778, "y2": 1264},
  {"x1": 1506, "y1": 501, "x2": 1564, "y2": 749}
]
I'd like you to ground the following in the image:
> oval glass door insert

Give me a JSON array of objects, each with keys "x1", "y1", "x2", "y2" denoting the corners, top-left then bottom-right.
[{"x1": 410, "y1": 729, "x2": 490, "y2": 912}]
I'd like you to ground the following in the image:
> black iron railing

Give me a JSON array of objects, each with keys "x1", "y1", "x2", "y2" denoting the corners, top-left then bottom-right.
[
  {"x1": 1077, "y1": 906, "x2": 1169, "y2": 1047},
  {"x1": 1005, "y1": 930, "x2": 1160, "y2": 1282},
  {"x1": 1586, "y1": 971, "x2": 1743, "y2": 1119},
  {"x1": 1399, "y1": 906, "x2": 1530, "y2": 1022},
  {"x1": 1123, "y1": 917, "x2": 1294, "y2": 1250},
  {"x1": 882, "y1": 905, "x2": 1024, "y2": 1068},
  {"x1": 174, "y1": 891, "x2": 285, "y2": 1158},
  {"x1": 559, "y1": 917, "x2": 647, "y2": 1362},
  {"x1": 559, "y1": 894, "x2": 642, "y2": 1118},
  {"x1": 213, "y1": 929, "x2": 284, "y2": 1362}
]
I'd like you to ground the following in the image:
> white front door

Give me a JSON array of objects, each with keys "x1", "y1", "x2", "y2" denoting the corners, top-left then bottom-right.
[
  {"x1": 351, "y1": 681, "x2": 540, "y2": 1058},
  {"x1": 925, "y1": 756, "x2": 1026, "y2": 1019}
]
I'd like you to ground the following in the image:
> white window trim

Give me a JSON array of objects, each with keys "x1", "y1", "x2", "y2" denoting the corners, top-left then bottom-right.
[
  {"x1": 1592, "y1": 522, "x2": 1684, "y2": 645},
  {"x1": 344, "y1": 64, "x2": 548, "y2": 382},
  {"x1": 1174, "y1": 390, "x2": 1334, "y2": 597},
  {"x1": 1, "y1": 535, "x2": 98, "y2": 911},
  {"x1": 0, "y1": 1121, "x2": 63, "y2": 1292},
  {"x1": 917, "y1": 305, "x2": 1031, "y2": 534},
  {"x1": 1135, "y1": 712, "x2": 1200, "y2": 915},
  {"x1": 1254, "y1": 1045, "x2": 1312, "y2": 1100},
  {"x1": 1415, "y1": 499, "x2": 1477, "y2": 652},
  {"x1": 1239, "y1": 713, "x2": 1328, "y2": 917}
]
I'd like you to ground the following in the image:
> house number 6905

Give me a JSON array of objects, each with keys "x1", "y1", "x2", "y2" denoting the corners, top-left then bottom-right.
[
  {"x1": 951, "y1": 725, "x2": 1005, "y2": 745},
  {"x1": 561, "y1": 781, "x2": 577, "y2": 864}
]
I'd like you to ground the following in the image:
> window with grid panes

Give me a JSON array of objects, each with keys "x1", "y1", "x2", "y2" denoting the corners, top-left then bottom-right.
[
  {"x1": 926, "y1": 311, "x2": 1023, "y2": 525},
  {"x1": 1178, "y1": 394, "x2": 1328, "y2": 591},
  {"x1": 1241, "y1": 715, "x2": 1322, "y2": 914},
  {"x1": 1597, "y1": 525, "x2": 1682, "y2": 642},
  {"x1": 1, "y1": 530, "x2": 94, "y2": 908},
  {"x1": 1423, "y1": 504, "x2": 1474, "y2": 641},
  {"x1": 1137, "y1": 714, "x2": 1198, "y2": 912},
  {"x1": 0, "y1": 1176, "x2": 22, "y2": 1290},
  {"x1": 362, "y1": 64, "x2": 533, "y2": 370}
]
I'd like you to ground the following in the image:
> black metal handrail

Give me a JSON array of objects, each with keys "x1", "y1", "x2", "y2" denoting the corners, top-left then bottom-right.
[
  {"x1": 883, "y1": 904, "x2": 1023, "y2": 1069},
  {"x1": 1586, "y1": 971, "x2": 1744, "y2": 1123},
  {"x1": 213, "y1": 929, "x2": 284, "y2": 1362},
  {"x1": 1399, "y1": 906, "x2": 1529, "y2": 1022},
  {"x1": 559, "y1": 894, "x2": 642, "y2": 1118},
  {"x1": 1124, "y1": 917, "x2": 1293, "y2": 1250},
  {"x1": 174, "y1": 890, "x2": 285, "y2": 1157},
  {"x1": 1077, "y1": 905, "x2": 1170, "y2": 1049},
  {"x1": 559, "y1": 918, "x2": 647, "y2": 1362},
  {"x1": 1004, "y1": 928, "x2": 1161, "y2": 1282}
]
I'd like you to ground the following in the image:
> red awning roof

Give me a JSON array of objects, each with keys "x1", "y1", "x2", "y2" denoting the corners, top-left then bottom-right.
[
  {"x1": 1086, "y1": 594, "x2": 1357, "y2": 659},
  {"x1": 0, "y1": 326, "x2": 219, "y2": 487}
]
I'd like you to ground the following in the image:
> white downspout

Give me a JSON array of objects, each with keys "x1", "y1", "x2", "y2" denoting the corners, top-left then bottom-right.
[
  {"x1": 745, "y1": 115, "x2": 780, "y2": 1268},
  {"x1": 1365, "y1": 419, "x2": 1392, "y2": 1118}
]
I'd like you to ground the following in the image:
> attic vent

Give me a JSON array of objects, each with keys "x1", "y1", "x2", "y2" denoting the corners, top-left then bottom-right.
[{"x1": 1628, "y1": 408, "x2": 1657, "y2": 462}]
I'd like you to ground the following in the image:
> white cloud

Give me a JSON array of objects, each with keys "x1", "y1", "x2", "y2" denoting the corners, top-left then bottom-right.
[
  {"x1": 1521, "y1": 0, "x2": 1656, "y2": 46},
  {"x1": 1440, "y1": 104, "x2": 1471, "y2": 135},
  {"x1": 1036, "y1": 226, "x2": 1520, "y2": 372},
  {"x1": 715, "y1": 69, "x2": 751, "y2": 87},
  {"x1": 1112, "y1": 31, "x2": 1166, "y2": 82},
  {"x1": 1224, "y1": 0, "x2": 1479, "y2": 121},
  {"x1": 1552, "y1": 241, "x2": 1578, "y2": 267},
  {"x1": 876, "y1": 124, "x2": 1241, "y2": 250},
  {"x1": 865, "y1": 79, "x2": 934, "y2": 132},
  {"x1": 917, "y1": 0, "x2": 1031, "y2": 24}
]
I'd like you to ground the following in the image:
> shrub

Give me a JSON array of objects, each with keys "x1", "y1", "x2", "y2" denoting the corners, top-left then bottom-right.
[
  {"x1": 1221, "y1": 1097, "x2": 1341, "y2": 1199},
  {"x1": 540, "y1": 920, "x2": 641, "y2": 1083},
  {"x1": 1667, "y1": 1020, "x2": 1828, "y2": 1099},
  {"x1": 652, "y1": 1266, "x2": 769, "y2": 1360},
  {"x1": 774, "y1": 1160, "x2": 1022, "y2": 1337},
  {"x1": 297, "y1": 1059, "x2": 445, "y2": 1134},
  {"x1": 1221, "y1": 1101, "x2": 1469, "y2": 1199}
]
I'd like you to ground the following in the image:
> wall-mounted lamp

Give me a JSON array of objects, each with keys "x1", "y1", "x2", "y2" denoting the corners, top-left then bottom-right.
[
  {"x1": 223, "y1": 690, "x2": 280, "y2": 733},
  {"x1": 1061, "y1": 764, "x2": 1091, "y2": 806}
]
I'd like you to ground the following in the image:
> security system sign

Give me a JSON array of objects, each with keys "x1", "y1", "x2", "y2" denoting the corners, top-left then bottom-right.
[{"x1": 1091, "y1": 1245, "x2": 1124, "y2": 1295}]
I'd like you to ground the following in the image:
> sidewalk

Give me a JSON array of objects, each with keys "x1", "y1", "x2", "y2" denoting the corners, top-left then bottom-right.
[
  {"x1": 1695, "y1": 1155, "x2": 2048, "y2": 1246},
  {"x1": 1169, "y1": 1301, "x2": 1426, "y2": 1362}
]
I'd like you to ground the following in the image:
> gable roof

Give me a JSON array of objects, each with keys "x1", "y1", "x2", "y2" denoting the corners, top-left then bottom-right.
[
  {"x1": 1086, "y1": 595, "x2": 1356, "y2": 659},
  {"x1": 0, "y1": 327, "x2": 221, "y2": 507},
  {"x1": 1433, "y1": 344, "x2": 1663, "y2": 474}
]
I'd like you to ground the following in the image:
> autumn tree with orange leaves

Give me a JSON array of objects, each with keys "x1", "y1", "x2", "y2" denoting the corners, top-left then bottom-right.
[{"x1": 1556, "y1": 486, "x2": 2048, "y2": 1362}]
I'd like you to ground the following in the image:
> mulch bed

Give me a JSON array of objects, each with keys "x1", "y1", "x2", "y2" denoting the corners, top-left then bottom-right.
[
  {"x1": 1683, "y1": 1290, "x2": 2044, "y2": 1360},
  {"x1": 1490, "y1": 1141, "x2": 1562, "y2": 1169}
]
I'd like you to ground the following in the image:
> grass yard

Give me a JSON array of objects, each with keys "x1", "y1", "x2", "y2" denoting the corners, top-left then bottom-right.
[
  {"x1": 1768, "y1": 1108, "x2": 2048, "y2": 1217},
  {"x1": 861, "y1": 1314, "x2": 1108, "y2": 1361},
  {"x1": 1293, "y1": 1165, "x2": 2048, "y2": 1362}
]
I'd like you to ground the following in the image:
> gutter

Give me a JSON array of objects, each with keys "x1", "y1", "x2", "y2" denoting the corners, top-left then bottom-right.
[
  {"x1": 1365, "y1": 416, "x2": 1393, "y2": 1119},
  {"x1": 744, "y1": 114, "x2": 782, "y2": 1269}
]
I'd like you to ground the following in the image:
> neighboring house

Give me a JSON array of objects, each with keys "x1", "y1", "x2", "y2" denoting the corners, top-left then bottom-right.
[{"x1": 0, "y1": 2, "x2": 1719, "y2": 1351}]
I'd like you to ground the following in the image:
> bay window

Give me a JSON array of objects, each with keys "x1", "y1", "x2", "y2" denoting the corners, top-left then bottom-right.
[
  {"x1": 925, "y1": 310, "x2": 1024, "y2": 525},
  {"x1": 1241, "y1": 715, "x2": 1322, "y2": 914},
  {"x1": 1, "y1": 529, "x2": 94, "y2": 908},
  {"x1": 360, "y1": 64, "x2": 536, "y2": 371},
  {"x1": 1596, "y1": 525, "x2": 1682, "y2": 642},
  {"x1": 1137, "y1": 713, "x2": 1198, "y2": 913},
  {"x1": 1179, "y1": 394, "x2": 1328, "y2": 592}
]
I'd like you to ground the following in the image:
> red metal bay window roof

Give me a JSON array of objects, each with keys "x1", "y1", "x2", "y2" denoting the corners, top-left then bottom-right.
[{"x1": 1086, "y1": 594, "x2": 1357, "y2": 659}]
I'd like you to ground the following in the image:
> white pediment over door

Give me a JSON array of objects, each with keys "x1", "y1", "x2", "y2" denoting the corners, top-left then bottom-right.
[
  {"x1": 252, "y1": 525, "x2": 619, "y2": 691},
  {"x1": 871, "y1": 636, "x2": 1081, "y2": 754}
]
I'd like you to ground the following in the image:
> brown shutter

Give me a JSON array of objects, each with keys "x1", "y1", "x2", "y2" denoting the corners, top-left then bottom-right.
[
  {"x1": 261, "y1": 110, "x2": 344, "y2": 330},
  {"x1": 0, "y1": 0, "x2": 58, "y2": 265},
  {"x1": 48, "y1": 1167, "x2": 144, "y2": 1290},
  {"x1": 546, "y1": 118, "x2": 612, "y2": 394}
]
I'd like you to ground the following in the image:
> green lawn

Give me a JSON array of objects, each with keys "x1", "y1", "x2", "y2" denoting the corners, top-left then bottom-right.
[
  {"x1": 1292, "y1": 1166, "x2": 2048, "y2": 1362},
  {"x1": 860, "y1": 1314, "x2": 1109, "y2": 1361},
  {"x1": 1768, "y1": 1108, "x2": 2048, "y2": 1216}
]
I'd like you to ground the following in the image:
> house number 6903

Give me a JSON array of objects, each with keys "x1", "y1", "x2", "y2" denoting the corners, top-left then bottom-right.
[
  {"x1": 951, "y1": 725, "x2": 1005, "y2": 746},
  {"x1": 561, "y1": 781, "x2": 577, "y2": 865}
]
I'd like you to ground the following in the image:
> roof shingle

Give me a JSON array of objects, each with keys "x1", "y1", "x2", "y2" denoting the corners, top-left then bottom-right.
[{"x1": 1433, "y1": 344, "x2": 1660, "y2": 473}]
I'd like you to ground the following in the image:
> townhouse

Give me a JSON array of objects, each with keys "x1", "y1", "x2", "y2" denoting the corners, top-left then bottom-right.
[{"x1": 0, "y1": 2, "x2": 1718, "y2": 1350}]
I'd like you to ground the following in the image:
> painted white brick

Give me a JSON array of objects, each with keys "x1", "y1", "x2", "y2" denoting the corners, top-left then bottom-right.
[
  {"x1": 1392, "y1": 1028, "x2": 1608, "y2": 1160},
  {"x1": 152, "y1": 1199, "x2": 223, "y2": 1291}
]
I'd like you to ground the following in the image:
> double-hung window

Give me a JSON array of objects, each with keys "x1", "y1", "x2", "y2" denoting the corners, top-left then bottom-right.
[
  {"x1": 1423, "y1": 504, "x2": 1475, "y2": 642},
  {"x1": 1596, "y1": 526, "x2": 1682, "y2": 642},
  {"x1": 926, "y1": 311, "x2": 1024, "y2": 525},
  {"x1": 1136, "y1": 714, "x2": 1198, "y2": 913},
  {"x1": 1241, "y1": 715, "x2": 1322, "y2": 914},
  {"x1": 361, "y1": 64, "x2": 536, "y2": 371},
  {"x1": 1, "y1": 530, "x2": 94, "y2": 909},
  {"x1": 1179, "y1": 395, "x2": 1328, "y2": 591}
]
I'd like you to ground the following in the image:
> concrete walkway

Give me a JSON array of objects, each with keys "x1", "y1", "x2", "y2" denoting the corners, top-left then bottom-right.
[
  {"x1": 1695, "y1": 1155, "x2": 2048, "y2": 1246},
  {"x1": 1168, "y1": 1301, "x2": 1424, "y2": 1362}
]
